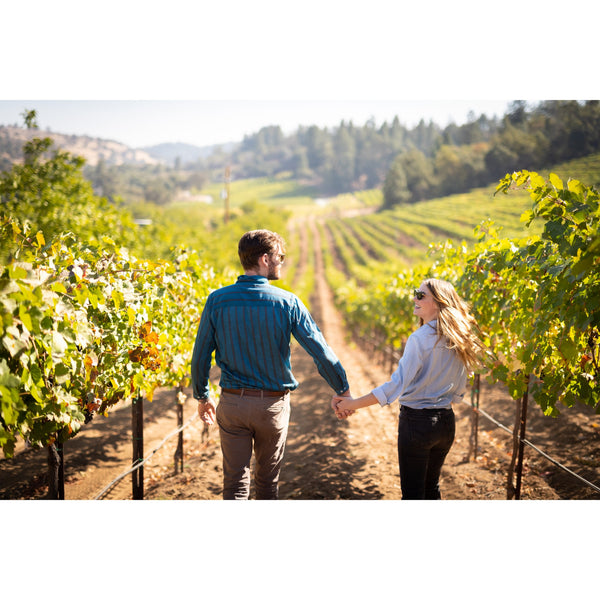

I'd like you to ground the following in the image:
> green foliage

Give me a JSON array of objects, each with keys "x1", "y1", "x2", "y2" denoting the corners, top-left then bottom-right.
[
  {"x1": 0, "y1": 215, "x2": 224, "y2": 457},
  {"x1": 332, "y1": 170, "x2": 600, "y2": 416},
  {"x1": 0, "y1": 112, "x2": 229, "y2": 457},
  {"x1": 354, "y1": 188, "x2": 383, "y2": 207},
  {"x1": 0, "y1": 116, "x2": 150, "y2": 262},
  {"x1": 383, "y1": 154, "x2": 410, "y2": 208},
  {"x1": 324, "y1": 180, "x2": 539, "y2": 286},
  {"x1": 159, "y1": 198, "x2": 291, "y2": 274},
  {"x1": 335, "y1": 267, "x2": 431, "y2": 354},
  {"x1": 458, "y1": 170, "x2": 599, "y2": 413},
  {"x1": 22, "y1": 110, "x2": 38, "y2": 130},
  {"x1": 84, "y1": 160, "x2": 209, "y2": 207},
  {"x1": 381, "y1": 101, "x2": 600, "y2": 208},
  {"x1": 5, "y1": 101, "x2": 600, "y2": 209},
  {"x1": 288, "y1": 222, "x2": 315, "y2": 310},
  {"x1": 202, "y1": 116, "x2": 488, "y2": 196}
]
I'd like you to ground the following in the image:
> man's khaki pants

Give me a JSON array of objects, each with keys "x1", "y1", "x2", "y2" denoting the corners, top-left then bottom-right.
[{"x1": 216, "y1": 390, "x2": 291, "y2": 499}]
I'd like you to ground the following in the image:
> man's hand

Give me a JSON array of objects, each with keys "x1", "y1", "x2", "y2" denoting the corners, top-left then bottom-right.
[{"x1": 198, "y1": 399, "x2": 216, "y2": 425}]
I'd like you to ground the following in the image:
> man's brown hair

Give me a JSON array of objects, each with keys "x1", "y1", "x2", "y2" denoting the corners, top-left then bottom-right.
[{"x1": 238, "y1": 229, "x2": 286, "y2": 270}]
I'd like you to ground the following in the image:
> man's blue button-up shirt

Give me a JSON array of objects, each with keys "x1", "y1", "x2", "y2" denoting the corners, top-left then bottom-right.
[{"x1": 191, "y1": 275, "x2": 349, "y2": 399}]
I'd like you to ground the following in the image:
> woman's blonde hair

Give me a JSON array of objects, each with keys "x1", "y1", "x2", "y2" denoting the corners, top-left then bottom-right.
[{"x1": 421, "y1": 278, "x2": 485, "y2": 371}]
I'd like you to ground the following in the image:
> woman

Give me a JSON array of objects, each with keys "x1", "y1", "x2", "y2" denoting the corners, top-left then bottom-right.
[{"x1": 335, "y1": 278, "x2": 485, "y2": 499}]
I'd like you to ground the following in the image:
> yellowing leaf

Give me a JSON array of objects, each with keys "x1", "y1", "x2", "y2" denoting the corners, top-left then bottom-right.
[
  {"x1": 51, "y1": 282, "x2": 67, "y2": 294},
  {"x1": 36, "y1": 231, "x2": 45, "y2": 247},
  {"x1": 19, "y1": 304, "x2": 33, "y2": 332},
  {"x1": 144, "y1": 331, "x2": 159, "y2": 344},
  {"x1": 139, "y1": 322, "x2": 152, "y2": 339},
  {"x1": 520, "y1": 210, "x2": 534, "y2": 224},
  {"x1": 529, "y1": 172, "x2": 545, "y2": 189},
  {"x1": 84, "y1": 355, "x2": 93, "y2": 378},
  {"x1": 8, "y1": 265, "x2": 27, "y2": 279},
  {"x1": 111, "y1": 289, "x2": 122, "y2": 309},
  {"x1": 87, "y1": 290, "x2": 98, "y2": 309},
  {"x1": 567, "y1": 178, "x2": 584, "y2": 194},
  {"x1": 548, "y1": 172, "x2": 563, "y2": 190}
]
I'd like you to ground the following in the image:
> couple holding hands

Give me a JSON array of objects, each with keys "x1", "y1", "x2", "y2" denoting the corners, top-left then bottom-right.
[{"x1": 192, "y1": 229, "x2": 485, "y2": 500}]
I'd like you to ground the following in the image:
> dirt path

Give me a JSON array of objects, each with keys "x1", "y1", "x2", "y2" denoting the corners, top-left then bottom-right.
[{"x1": 2, "y1": 215, "x2": 599, "y2": 501}]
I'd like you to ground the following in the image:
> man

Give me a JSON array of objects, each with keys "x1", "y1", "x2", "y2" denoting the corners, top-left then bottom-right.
[{"x1": 191, "y1": 229, "x2": 351, "y2": 499}]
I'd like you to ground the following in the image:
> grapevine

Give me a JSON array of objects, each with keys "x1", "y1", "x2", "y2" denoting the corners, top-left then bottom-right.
[
  {"x1": 0, "y1": 215, "x2": 225, "y2": 457},
  {"x1": 457, "y1": 171, "x2": 600, "y2": 413},
  {"x1": 328, "y1": 171, "x2": 600, "y2": 416}
]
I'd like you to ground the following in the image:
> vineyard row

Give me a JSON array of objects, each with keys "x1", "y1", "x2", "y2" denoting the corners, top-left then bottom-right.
[
  {"x1": 323, "y1": 171, "x2": 600, "y2": 417},
  {"x1": 0, "y1": 215, "x2": 226, "y2": 458}
]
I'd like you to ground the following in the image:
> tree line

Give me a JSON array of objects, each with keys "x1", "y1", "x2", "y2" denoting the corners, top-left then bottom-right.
[
  {"x1": 201, "y1": 110, "x2": 498, "y2": 195},
  {"x1": 3, "y1": 101, "x2": 600, "y2": 207},
  {"x1": 190, "y1": 100, "x2": 600, "y2": 204},
  {"x1": 383, "y1": 100, "x2": 600, "y2": 208}
]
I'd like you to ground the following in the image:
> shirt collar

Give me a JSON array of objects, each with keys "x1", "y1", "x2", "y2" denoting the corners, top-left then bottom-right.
[{"x1": 237, "y1": 274, "x2": 268, "y2": 285}]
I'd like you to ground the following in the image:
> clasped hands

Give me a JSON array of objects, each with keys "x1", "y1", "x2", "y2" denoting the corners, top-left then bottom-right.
[{"x1": 331, "y1": 390, "x2": 355, "y2": 420}]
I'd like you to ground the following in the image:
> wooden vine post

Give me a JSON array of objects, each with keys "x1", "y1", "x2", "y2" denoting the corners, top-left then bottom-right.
[
  {"x1": 131, "y1": 391, "x2": 144, "y2": 499},
  {"x1": 514, "y1": 375, "x2": 530, "y2": 499},
  {"x1": 174, "y1": 386, "x2": 185, "y2": 474},
  {"x1": 468, "y1": 373, "x2": 481, "y2": 461},
  {"x1": 507, "y1": 374, "x2": 530, "y2": 499},
  {"x1": 47, "y1": 442, "x2": 65, "y2": 499}
]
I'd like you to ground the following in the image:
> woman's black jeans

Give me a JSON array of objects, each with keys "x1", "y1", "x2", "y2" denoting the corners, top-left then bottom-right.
[{"x1": 397, "y1": 405, "x2": 456, "y2": 499}]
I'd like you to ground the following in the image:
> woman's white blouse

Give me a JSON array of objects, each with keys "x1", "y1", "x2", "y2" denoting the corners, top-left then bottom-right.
[{"x1": 371, "y1": 320, "x2": 467, "y2": 409}]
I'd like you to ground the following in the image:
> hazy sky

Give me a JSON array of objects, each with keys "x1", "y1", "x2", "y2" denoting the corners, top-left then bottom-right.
[
  {"x1": 0, "y1": 99, "x2": 512, "y2": 148},
  {"x1": 3, "y1": 3, "x2": 596, "y2": 150}
]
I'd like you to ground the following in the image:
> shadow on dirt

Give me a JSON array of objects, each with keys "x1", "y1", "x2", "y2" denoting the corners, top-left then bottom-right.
[
  {"x1": 0, "y1": 388, "x2": 182, "y2": 499},
  {"x1": 277, "y1": 345, "x2": 384, "y2": 500},
  {"x1": 475, "y1": 380, "x2": 600, "y2": 500}
]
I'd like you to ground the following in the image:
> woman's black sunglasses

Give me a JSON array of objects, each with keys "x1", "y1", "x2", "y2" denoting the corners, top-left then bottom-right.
[{"x1": 413, "y1": 289, "x2": 426, "y2": 300}]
